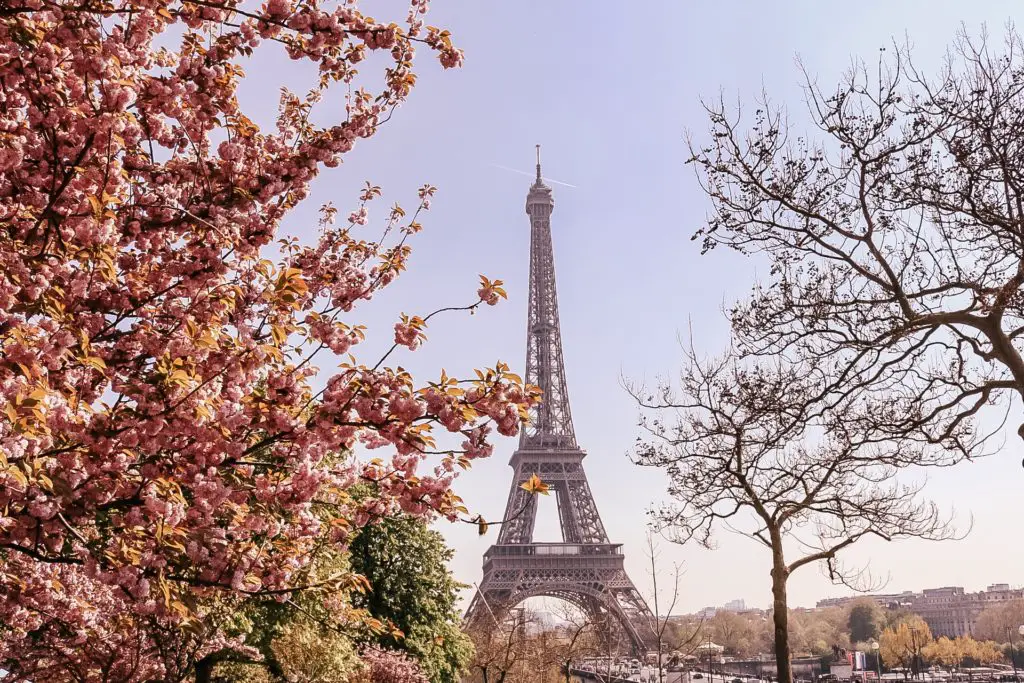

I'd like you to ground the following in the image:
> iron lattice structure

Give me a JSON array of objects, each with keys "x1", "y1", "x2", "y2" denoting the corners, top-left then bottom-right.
[{"x1": 464, "y1": 150, "x2": 654, "y2": 654}]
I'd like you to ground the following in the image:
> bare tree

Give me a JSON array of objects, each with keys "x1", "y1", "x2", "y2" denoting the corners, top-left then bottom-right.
[
  {"x1": 546, "y1": 602, "x2": 605, "y2": 683},
  {"x1": 593, "y1": 626, "x2": 628, "y2": 683},
  {"x1": 466, "y1": 608, "x2": 536, "y2": 683},
  {"x1": 644, "y1": 533, "x2": 704, "y2": 682},
  {"x1": 687, "y1": 26, "x2": 1024, "y2": 454},
  {"x1": 629, "y1": 344, "x2": 963, "y2": 683},
  {"x1": 974, "y1": 600, "x2": 1024, "y2": 642},
  {"x1": 665, "y1": 618, "x2": 710, "y2": 668}
]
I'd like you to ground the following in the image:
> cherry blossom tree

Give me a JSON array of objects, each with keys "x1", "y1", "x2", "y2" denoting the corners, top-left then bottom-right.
[{"x1": 0, "y1": 0, "x2": 537, "y2": 679}]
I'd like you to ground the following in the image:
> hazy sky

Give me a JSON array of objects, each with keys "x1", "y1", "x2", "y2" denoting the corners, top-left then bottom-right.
[{"x1": 237, "y1": 1, "x2": 1024, "y2": 613}]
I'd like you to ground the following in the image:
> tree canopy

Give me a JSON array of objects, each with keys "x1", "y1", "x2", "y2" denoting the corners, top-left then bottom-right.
[
  {"x1": 348, "y1": 515, "x2": 474, "y2": 683},
  {"x1": 923, "y1": 636, "x2": 1004, "y2": 669},
  {"x1": 975, "y1": 600, "x2": 1024, "y2": 642},
  {"x1": 848, "y1": 599, "x2": 885, "y2": 644},
  {"x1": 880, "y1": 616, "x2": 932, "y2": 674}
]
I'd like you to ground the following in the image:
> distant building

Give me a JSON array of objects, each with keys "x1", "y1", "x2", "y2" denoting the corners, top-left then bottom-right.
[
  {"x1": 723, "y1": 599, "x2": 747, "y2": 612},
  {"x1": 816, "y1": 583, "x2": 1024, "y2": 638},
  {"x1": 913, "y1": 584, "x2": 1024, "y2": 638}
]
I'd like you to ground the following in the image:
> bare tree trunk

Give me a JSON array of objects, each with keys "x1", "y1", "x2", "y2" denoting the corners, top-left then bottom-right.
[{"x1": 771, "y1": 547, "x2": 792, "y2": 683}]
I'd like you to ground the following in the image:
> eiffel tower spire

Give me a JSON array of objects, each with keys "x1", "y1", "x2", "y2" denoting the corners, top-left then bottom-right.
[{"x1": 521, "y1": 144, "x2": 576, "y2": 449}]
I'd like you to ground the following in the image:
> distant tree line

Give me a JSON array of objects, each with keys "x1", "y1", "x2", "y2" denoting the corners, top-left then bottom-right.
[{"x1": 671, "y1": 598, "x2": 1024, "y2": 669}]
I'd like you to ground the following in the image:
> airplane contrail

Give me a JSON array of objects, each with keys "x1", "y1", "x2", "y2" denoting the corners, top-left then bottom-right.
[{"x1": 488, "y1": 163, "x2": 578, "y2": 189}]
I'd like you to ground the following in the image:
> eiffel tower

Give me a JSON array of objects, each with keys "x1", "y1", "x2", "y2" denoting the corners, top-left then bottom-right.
[{"x1": 464, "y1": 148, "x2": 653, "y2": 654}]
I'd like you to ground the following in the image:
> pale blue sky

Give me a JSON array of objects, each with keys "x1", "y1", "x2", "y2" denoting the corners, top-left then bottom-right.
[{"x1": 237, "y1": 1, "x2": 1024, "y2": 612}]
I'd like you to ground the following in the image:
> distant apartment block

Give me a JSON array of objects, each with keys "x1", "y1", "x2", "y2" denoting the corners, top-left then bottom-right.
[
  {"x1": 693, "y1": 599, "x2": 756, "y2": 619},
  {"x1": 816, "y1": 583, "x2": 1024, "y2": 638}
]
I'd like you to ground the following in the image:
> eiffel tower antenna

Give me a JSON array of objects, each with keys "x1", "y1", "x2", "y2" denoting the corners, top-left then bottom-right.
[{"x1": 464, "y1": 149, "x2": 654, "y2": 655}]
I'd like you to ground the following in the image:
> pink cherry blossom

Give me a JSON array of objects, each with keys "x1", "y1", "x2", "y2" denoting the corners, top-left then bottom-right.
[
  {"x1": 0, "y1": 0, "x2": 539, "y2": 679},
  {"x1": 394, "y1": 320, "x2": 425, "y2": 349}
]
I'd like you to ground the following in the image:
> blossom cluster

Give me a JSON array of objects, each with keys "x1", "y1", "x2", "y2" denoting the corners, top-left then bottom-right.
[{"x1": 0, "y1": 0, "x2": 533, "y2": 678}]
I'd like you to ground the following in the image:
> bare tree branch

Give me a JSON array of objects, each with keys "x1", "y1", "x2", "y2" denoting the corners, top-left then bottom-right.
[{"x1": 688, "y1": 26, "x2": 1024, "y2": 453}]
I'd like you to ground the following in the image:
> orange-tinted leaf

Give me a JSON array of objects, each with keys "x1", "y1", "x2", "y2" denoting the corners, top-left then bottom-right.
[
  {"x1": 520, "y1": 473, "x2": 550, "y2": 496},
  {"x1": 81, "y1": 355, "x2": 106, "y2": 371},
  {"x1": 87, "y1": 195, "x2": 103, "y2": 220},
  {"x1": 271, "y1": 324, "x2": 288, "y2": 346}
]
